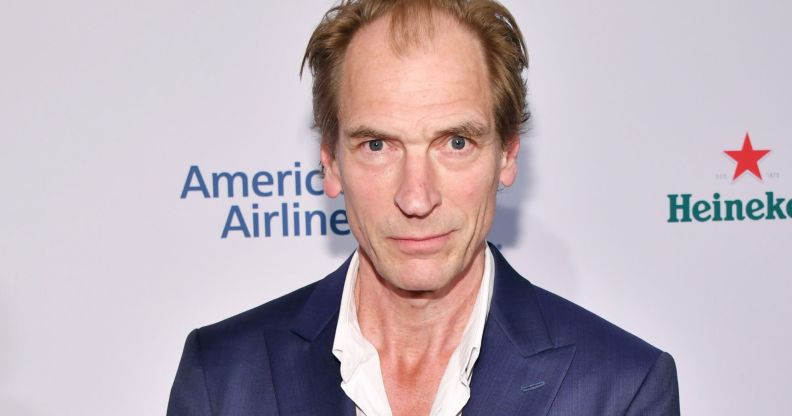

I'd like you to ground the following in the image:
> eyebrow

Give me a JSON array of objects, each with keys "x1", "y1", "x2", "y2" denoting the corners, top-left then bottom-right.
[
  {"x1": 345, "y1": 121, "x2": 490, "y2": 141},
  {"x1": 347, "y1": 126, "x2": 396, "y2": 141},
  {"x1": 438, "y1": 121, "x2": 489, "y2": 139}
]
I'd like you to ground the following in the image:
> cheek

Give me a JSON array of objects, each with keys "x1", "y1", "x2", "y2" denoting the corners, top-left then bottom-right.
[
  {"x1": 448, "y1": 162, "x2": 499, "y2": 203},
  {"x1": 342, "y1": 168, "x2": 395, "y2": 230}
]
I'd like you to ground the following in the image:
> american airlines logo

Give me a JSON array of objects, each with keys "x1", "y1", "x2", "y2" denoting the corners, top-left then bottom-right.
[{"x1": 180, "y1": 162, "x2": 350, "y2": 238}]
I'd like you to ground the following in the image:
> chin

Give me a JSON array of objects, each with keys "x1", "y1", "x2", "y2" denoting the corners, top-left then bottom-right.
[{"x1": 380, "y1": 257, "x2": 462, "y2": 293}]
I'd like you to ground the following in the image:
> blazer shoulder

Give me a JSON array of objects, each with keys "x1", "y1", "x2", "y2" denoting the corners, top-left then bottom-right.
[
  {"x1": 532, "y1": 285, "x2": 680, "y2": 414},
  {"x1": 209, "y1": 279, "x2": 319, "y2": 332},
  {"x1": 191, "y1": 252, "x2": 352, "y2": 351},
  {"x1": 168, "y1": 269, "x2": 341, "y2": 416},
  {"x1": 489, "y1": 244, "x2": 665, "y2": 365},
  {"x1": 533, "y1": 284, "x2": 665, "y2": 369}
]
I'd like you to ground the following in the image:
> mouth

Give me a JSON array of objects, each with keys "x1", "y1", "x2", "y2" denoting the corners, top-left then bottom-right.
[{"x1": 388, "y1": 231, "x2": 453, "y2": 254}]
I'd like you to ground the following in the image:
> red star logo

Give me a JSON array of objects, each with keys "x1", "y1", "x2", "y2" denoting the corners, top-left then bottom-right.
[{"x1": 724, "y1": 133, "x2": 771, "y2": 180}]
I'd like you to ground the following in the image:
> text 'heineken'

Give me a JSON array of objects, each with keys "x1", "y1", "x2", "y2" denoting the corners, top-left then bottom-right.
[{"x1": 667, "y1": 192, "x2": 791, "y2": 223}]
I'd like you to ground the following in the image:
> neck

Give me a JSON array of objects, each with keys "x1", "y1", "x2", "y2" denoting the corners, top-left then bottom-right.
[{"x1": 354, "y1": 244, "x2": 486, "y2": 358}]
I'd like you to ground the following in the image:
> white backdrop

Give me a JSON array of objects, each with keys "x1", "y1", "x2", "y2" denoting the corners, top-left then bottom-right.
[{"x1": 2, "y1": 1, "x2": 790, "y2": 415}]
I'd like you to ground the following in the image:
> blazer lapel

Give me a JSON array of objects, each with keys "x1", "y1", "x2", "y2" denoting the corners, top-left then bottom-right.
[
  {"x1": 265, "y1": 245, "x2": 573, "y2": 416},
  {"x1": 265, "y1": 258, "x2": 356, "y2": 416},
  {"x1": 464, "y1": 244, "x2": 576, "y2": 416}
]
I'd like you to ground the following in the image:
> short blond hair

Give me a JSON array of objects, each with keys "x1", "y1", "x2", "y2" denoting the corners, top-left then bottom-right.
[{"x1": 302, "y1": 0, "x2": 529, "y2": 153}]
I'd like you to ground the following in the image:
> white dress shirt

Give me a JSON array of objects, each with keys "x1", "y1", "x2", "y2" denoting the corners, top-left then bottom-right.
[{"x1": 332, "y1": 246, "x2": 495, "y2": 416}]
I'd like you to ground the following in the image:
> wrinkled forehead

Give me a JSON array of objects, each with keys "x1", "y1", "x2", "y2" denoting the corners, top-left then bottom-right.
[{"x1": 338, "y1": 12, "x2": 492, "y2": 131}]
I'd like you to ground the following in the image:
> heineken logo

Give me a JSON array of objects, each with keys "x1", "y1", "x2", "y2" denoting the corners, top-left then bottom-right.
[
  {"x1": 667, "y1": 133, "x2": 786, "y2": 223},
  {"x1": 668, "y1": 192, "x2": 790, "y2": 223}
]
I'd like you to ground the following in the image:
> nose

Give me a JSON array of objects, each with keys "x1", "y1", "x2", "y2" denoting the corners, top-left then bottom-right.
[{"x1": 394, "y1": 152, "x2": 441, "y2": 218}]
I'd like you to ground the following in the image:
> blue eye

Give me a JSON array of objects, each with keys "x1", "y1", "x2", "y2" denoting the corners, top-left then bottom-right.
[
  {"x1": 450, "y1": 136, "x2": 467, "y2": 150},
  {"x1": 368, "y1": 140, "x2": 384, "y2": 151}
]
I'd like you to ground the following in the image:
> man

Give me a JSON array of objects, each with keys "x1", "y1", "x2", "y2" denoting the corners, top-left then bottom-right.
[{"x1": 168, "y1": 1, "x2": 680, "y2": 415}]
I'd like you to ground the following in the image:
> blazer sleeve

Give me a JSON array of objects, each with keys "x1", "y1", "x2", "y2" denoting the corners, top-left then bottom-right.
[
  {"x1": 624, "y1": 351, "x2": 681, "y2": 416},
  {"x1": 167, "y1": 329, "x2": 213, "y2": 416}
]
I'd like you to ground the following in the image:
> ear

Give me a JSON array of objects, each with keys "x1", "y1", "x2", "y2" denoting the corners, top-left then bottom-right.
[
  {"x1": 320, "y1": 140, "x2": 343, "y2": 198},
  {"x1": 499, "y1": 136, "x2": 520, "y2": 187}
]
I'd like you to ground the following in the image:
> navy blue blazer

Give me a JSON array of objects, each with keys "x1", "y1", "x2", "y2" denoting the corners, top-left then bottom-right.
[{"x1": 168, "y1": 245, "x2": 680, "y2": 415}]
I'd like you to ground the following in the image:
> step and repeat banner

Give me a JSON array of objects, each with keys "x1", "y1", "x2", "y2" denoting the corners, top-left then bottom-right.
[{"x1": 1, "y1": 1, "x2": 790, "y2": 415}]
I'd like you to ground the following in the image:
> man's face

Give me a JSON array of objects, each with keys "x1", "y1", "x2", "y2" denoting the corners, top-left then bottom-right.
[{"x1": 322, "y1": 14, "x2": 519, "y2": 293}]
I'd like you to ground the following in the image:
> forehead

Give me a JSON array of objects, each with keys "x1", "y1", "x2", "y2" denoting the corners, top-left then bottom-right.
[{"x1": 338, "y1": 13, "x2": 492, "y2": 136}]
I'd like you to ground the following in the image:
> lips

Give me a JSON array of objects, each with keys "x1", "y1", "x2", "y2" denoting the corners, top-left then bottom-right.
[{"x1": 389, "y1": 231, "x2": 452, "y2": 254}]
